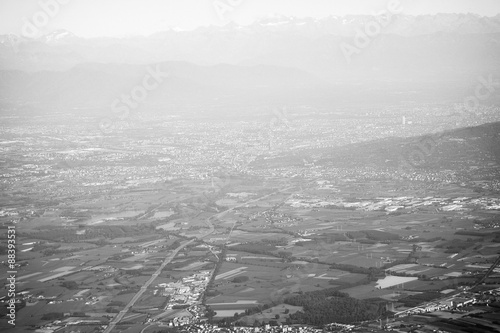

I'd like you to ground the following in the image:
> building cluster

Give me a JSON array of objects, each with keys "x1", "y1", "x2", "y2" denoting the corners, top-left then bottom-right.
[
  {"x1": 167, "y1": 323, "x2": 325, "y2": 333},
  {"x1": 0, "y1": 291, "x2": 55, "y2": 306},
  {"x1": 286, "y1": 195, "x2": 499, "y2": 213},
  {"x1": 394, "y1": 289, "x2": 500, "y2": 318},
  {"x1": 156, "y1": 271, "x2": 211, "y2": 309}
]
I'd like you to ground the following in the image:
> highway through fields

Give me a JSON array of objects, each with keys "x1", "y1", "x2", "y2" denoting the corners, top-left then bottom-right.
[
  {"x1": 103, "y1": 239, "x2": 195, "y2": 333},
  {"x1": 473, "y1": 254, "x2": 500, "y2": 287},
  {"x1": 104, "y1": 186, "x2": 295, "y2": 332}
]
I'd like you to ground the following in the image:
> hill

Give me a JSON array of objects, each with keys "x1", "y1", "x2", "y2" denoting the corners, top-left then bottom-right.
[{"x1": 253, "y1": 121, "x2": 500, "y2": 175}]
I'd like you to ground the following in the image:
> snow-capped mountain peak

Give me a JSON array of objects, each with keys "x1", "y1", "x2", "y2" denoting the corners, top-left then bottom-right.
[{"x1": 40, "y1": 29, "x2": 78, "y2": 43}]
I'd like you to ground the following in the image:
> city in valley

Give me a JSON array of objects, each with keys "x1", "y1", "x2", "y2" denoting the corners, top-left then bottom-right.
[{"x1": 1, "y1": 2, "x2": 500, "y2": 333}]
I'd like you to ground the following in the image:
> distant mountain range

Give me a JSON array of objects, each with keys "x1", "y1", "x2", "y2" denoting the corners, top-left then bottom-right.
[
  {"x1": 1, "y1": 14, "x2": 499, "y2": 114},
  {"x1": 0, "y1": 61, "x2": 328, "y2": 112},
  {"x1": 1, "y1": 14, "x2": 499, "y2": 81},
  {"x1": 1, "y1": 60, "x2": 489, "y2": 114}
]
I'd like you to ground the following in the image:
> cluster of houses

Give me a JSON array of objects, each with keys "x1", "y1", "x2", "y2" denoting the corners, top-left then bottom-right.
[
  {"x1": 168, "y1": 323, "x2": 326, "y2": 333},
  {"x1": 395, "y1": 293, "x2": 477, "y2": 318}
]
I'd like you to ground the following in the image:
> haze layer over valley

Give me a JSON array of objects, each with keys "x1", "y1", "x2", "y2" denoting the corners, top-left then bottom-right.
[{"x1": 1, "y1": 2, "x2": 500, "y2": 333}]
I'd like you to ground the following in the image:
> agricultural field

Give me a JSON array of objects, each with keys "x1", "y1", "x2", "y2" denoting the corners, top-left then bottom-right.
[
  {"x1": 2, "y1": 149, "x2": 500, "y2": 332},
  {"x1": 236, "y1": 304, "x2": 304, "y2": 324}
]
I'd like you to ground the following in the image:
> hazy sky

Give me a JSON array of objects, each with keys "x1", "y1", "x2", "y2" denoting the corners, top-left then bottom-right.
[{"x1": 1, "y1": 0, "x2": 499, "y2": 37}]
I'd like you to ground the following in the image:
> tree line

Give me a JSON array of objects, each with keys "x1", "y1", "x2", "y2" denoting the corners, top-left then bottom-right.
[{"x1": 284, "y1": 288, "x2": 385, "y2": 326}]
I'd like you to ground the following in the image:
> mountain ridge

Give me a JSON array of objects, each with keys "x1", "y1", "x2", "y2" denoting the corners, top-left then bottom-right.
[
  {"x1": 1, "y1": 14, "x2": 500, "y2": 77},
  {"x1": 0, "y1": 61, "x2": 326, "y2": 111},
  {"x1": 4, "y1": 13, "x2": 500, "y2": 41}
]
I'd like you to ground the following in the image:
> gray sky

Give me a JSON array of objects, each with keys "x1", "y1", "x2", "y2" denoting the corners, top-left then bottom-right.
[{"x1": 1, "y1": 0, "x2": 499, "y2": 37}]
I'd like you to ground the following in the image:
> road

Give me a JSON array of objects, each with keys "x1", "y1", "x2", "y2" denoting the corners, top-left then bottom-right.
[
  {"x1": 196, "y1": 186, "x2": 294, "y2": 242},
  {"x1": 390, "y1": 255, "x2": 500, "y2": 320},
  {"x1": 473, "y1": 253, "x2": 500, "y2": 287},
  {"x1": 103, "y1": 238, "x2": 195, "y2": 333},
  {"x1": 104, "y1": 186, "x2": 295, "y2": 332}
]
